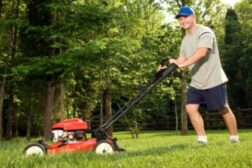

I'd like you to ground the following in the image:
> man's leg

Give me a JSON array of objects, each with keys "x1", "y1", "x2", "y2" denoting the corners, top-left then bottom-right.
[
  {"x1": 219, "y1": 105, "x2": 239, "y2": 142},
  {"x1": 186, "y1": 104, "x2": 207, "y2": 143}
]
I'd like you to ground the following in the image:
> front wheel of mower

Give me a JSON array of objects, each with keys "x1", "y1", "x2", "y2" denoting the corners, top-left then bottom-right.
[
  {"x1": 94, "y1": 140, "x2": 115, "y2": 154},
  {"x1": 24, "y1": 143, "x2": 46, "y2": 156}
]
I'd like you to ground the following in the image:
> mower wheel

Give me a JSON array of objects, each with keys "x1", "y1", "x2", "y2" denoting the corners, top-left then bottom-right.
[
  {"x1": 94, "y1": 140, "x2": 115, "y2": 154},
  {"x1": 24, "y1": 143, "x2": 46, "y2": 156}
]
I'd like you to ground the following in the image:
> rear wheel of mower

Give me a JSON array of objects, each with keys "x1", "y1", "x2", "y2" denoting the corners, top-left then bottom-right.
[
  {"x1": 24, "y1": 143, "x2": 46, "y2": 156},
  {"x1": 94, "y1": 140, "x2": 115, "y2": 154}
]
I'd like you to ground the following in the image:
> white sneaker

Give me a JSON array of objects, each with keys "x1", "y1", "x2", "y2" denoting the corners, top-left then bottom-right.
[
  {"x1": 230, "y1": 135, "x2": 239, "y2": 143},
  {"x1": 193, "y1": 140, "x2": 207, "y2": 145},
  {"x1": 230, "y1": 139, "x2": 239, "y2": 144}
]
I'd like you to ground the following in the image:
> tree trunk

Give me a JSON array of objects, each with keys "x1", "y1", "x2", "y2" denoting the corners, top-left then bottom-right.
[
  {"x1": 43, "y1": 80, "x2": 55, "y2": 139},
  {"x1": 0, "y1": 0, "x2": 3, "y2": 141},
  {"x1": 26, "y1": 103, "x2": 32, "y2": 140},
  {"x1": 5, "y1": 0, "x2": 19, "y2": 139},
  {"x1": 99, "y1": 92, "x2": 103, "y2": 127},
  {"x1": 6, "y1": 85, "x2": 14, "y2": 139},
  {"x1": 13, "y1": 108, "x2": 19, "y2": 137},
  {"x1": 81, "y1": 83, "x2": 96, "y2": 120},
  {"x1": 180, "y1": 71, "x2": 188, "y2": 135},
  {"x1": 0, "y1": 79, "x2": 5, "y2": 140},
  {"x1": 178, "y1": 0, "x2": 189, "y2": 135},
  {"x1": 174, "y1": 97, "x2": 179, "y2": 132},
  {"x1": 59, "y1": 83, "x2": 65, "y2": 120},
  {"x1": 102, "y1": 87, "x2": 113, "y2": 137},
  {"x1": 81, "y1": 102, "x2": 92, "y2": 120}
]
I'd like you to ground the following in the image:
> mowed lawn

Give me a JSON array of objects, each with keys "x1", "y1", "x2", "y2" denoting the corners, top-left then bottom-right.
[{"x1": 0, "y1": 130, "x2": 251, "y2": 168}]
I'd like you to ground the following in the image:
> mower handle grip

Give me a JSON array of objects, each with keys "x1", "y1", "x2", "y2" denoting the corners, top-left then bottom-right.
[{"x1": 150, "y1": 63, "x2": 178, "y2": 84}]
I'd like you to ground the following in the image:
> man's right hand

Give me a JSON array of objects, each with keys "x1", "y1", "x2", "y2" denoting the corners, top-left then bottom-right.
[
  {"x1": 169, "y1": 58, "x2": 179, "y2": 65},
  {"x1": 156, "y1": 64, "x2": 167, "y2": 72},
  {"x1": 169, "y1": 56, "x2": 187, "y2": 68}
]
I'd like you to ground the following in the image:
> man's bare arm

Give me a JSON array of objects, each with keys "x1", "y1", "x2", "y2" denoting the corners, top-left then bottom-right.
[{"x1": 170, "y1": 48, "x2": 209, "y2": 68}]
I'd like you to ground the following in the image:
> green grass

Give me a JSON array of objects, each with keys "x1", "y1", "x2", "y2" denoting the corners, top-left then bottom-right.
[{"x1": 0, "y1": 130, "x2": 252, "y2": 168}]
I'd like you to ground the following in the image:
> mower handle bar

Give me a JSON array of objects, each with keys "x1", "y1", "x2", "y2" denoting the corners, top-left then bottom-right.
[{"x1": 98, "y1": 63, "x2": 178, "y2": 130}]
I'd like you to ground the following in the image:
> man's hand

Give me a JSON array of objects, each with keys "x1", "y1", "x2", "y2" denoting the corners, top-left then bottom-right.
[
  {"x1": 169, "y1": 57, "x2": 188, "y2": 68},
  {"x1": 156, "y1": 64, "x2": 167, "y2": 72},
  {"x1": 169, "y1": 59, "x2": 181, "y2": 67}
]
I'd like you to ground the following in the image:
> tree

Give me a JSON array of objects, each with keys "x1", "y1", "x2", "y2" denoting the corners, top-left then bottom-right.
[
  {"x1": 231, "y1": 0, "x2": 252, "y2": 107},
  {"x1": 19, "y1": 0, "x2": 60, "y2": 139},
  {"x1": 223, "y1": 8, "x2": 244, "y2": 108},
  {"x1": 0, "y1": 0, "x2": 240, "y2": 140},
  {"x1": 0, "y1": 0, "x2": 23, "y2": 139}
]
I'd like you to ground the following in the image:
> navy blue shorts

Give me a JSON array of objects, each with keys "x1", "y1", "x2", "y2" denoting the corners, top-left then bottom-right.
[{"x1": 186, "y1": 84, "x2": 228, "y2": 110}]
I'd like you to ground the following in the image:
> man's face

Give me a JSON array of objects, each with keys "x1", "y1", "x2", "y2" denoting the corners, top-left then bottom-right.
[{"x1": 178, "y1": 15, "x2": 195, "y2": 30}]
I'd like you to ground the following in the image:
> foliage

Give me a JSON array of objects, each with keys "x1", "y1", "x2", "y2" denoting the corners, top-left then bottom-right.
[
  {"x1": 223, "y1": 0, "x2": 252, "y2": 107},
  {"x1": 223, "y1": 8, "x2": 243, "y2": 107},
  {"x1": 235, "y1": 0, "x2": 252, "y2": 106},
  {"x1": 0, "y1": 0, "x2": 251, "y2": 139}
]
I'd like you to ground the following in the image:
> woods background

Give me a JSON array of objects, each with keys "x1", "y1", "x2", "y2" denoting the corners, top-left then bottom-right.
[{"x1": 0, "y1": 0, "x2": 251, "y2": 140}]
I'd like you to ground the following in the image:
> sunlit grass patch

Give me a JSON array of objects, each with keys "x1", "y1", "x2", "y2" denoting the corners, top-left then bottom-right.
[{"x1": 0, "y1": 130, "x2": 251, "y2": 168}]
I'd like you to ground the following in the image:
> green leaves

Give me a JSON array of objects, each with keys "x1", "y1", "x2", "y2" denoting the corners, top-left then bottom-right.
[{"x1": 222, "y1": 0, "x2": 252, "y2": 107}]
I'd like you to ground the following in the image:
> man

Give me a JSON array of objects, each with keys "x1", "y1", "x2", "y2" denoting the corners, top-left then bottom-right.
[{"x1": 159, "y1": 6, "x2": 239, "y2": 144}]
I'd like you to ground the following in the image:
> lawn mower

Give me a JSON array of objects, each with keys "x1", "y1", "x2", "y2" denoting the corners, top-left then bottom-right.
[{"x1": 24, "y1": 62, "x2": 177, "y2": 156}]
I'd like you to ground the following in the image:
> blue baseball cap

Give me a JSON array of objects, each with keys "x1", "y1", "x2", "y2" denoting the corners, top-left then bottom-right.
[{"x1": 175, "y1": 6, "x2": 195, "y2": 19}]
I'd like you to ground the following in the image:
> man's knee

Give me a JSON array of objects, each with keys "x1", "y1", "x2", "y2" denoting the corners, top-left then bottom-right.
[
  {"x1": 185, "y1": 104, "x2": 191, "y2": 113},
  {"x1": 218, "y1": 106, "x2": 230, "y2": 115},
  {"x1": 186, "y1": 104, "x2": 199, "y2": 114}
]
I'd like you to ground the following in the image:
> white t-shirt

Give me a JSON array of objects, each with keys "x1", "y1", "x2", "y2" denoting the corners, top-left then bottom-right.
[{"x1": 179, "y1": 24, "x2": 228, "y2": 89}]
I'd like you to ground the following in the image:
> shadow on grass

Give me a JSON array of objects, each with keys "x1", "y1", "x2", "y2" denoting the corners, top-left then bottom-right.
[
  {"x1": 115, "y1": 131, "x2": 193, "y2": 140},
  {"x1": 126, "y1": 144, "x2": 189, "y2": 157},
  {"x1": 94, "y1": 144, "x2": 191, "y2": 161}
]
